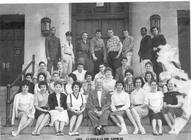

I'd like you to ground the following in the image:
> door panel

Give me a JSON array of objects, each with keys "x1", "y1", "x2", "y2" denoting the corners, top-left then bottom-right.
[
  {"x1": 0, "y1": 15, "x2": 24, "y2": 86},
  {"x1": 177, "y1": 10, "x2": 190, "y2": 78}
]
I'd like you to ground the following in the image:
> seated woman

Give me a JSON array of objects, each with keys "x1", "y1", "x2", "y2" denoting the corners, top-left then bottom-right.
[
  {"x1": 162, "y1": 79, "x2": 184, "y2": 134},
  {"x1": 34, "y1": 72, "x2": 47, "y2": 94},
  {"x1": 110, "y1": 81, "x2": 139, "y2": 135},
  {"x1": 145, "y1": 80, "x2": 163, "y2": 135},
  {"x1": 64, "y1": 73, "x2": 77, "y2": 95},
  {"x1": 32, "y1": 81, "x2": 50, "y2": 135},
  {"x1": 123, "y1": 69, "x2": 134, "y2": 94},
  {"x1": 48, "y1": 80, "x2": 69, "y2": 136},
  {"x1": 130, "y1": 77, "x2": 148, "y2": 134},
  {"x1": 11, "y1": 80, "x2": 35, "y2": 137},
  {"x1": 143, "y1": 71, "x2": 154, "y2": 92},
  {"x1": 141, "y1": 61, "x2": 157, "y2": 80},
  {"x1": 67, "y1": 82, "x2": 86, "y2": 136},
  {"x1": 102, "y1": 67, "x2": 116, "y2": 94}
]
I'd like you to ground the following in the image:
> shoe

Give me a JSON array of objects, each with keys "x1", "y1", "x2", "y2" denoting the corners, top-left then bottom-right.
[
  {"x1": 140, "y1": 128, "x2": 146, "y2": 135},
  {"x1": 59, "y1": 131, "x2": 64, "y2": 135},
  {"x1": 99, "y1": 126, "x2": 105, "y2": 135},
  {"x1": 94, "y1": 127, "x2": 100, "y2": 135},
  {"x1": 11, "y1": 131, "x2": 18, "y2": 137},
  {"x1": 74, "y1": 132, "x2": 79, "y2": 136},
  {"x1": 158, "y1": 132, "x2": 163, "y2": 136},
  {"x1": 152, "y1": 131, "x2": 158, "y2": 136},
  {"x1": 133, "y1": 129, "x2": 139, "y2": 135},
  {"x1": 69, "y1": 131, "x2": 75, "y2": 136},
  {"x1": 56, "y1": 131, "x2": 60, "y2": 136},
  {"x1": 118, "y1": 130, "x2": 128, "y2": 135},
  {"x1": 31, "y1": 131, "x2": 37, "y2": 136}
]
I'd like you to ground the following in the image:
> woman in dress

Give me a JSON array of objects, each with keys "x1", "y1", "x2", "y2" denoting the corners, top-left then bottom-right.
[
  {"x1": 145, "y1": 80, "x2": 163, "y2": 135},
  {"x1": 48, "y1": 80, "x2": 69, "y2": 135},
  {"x1": 76, "y1": 32, "x2": 93, "y2": 73},
  {"x1": 32, "y1": 81, "x2": 50, "y2": 135},
  {"x1": 162, "y1": 79, "x2": 184, "y2": 134},
  {"x1": 130, "y1": 77, "x2": 148, "y2": 134},
  {"x1": 110, "y1": 81, "x2": 138, "y2": 135},
  {"x1": 11, "y1": 80, "x2": 35, "y2": 136},
  {"x1": 67, "y1": 82, "x2": 86, "y2": 136},
  {"x1": 34, "y1": 72, "x2": 47, "y2": 94},
  {"x1": 124, "y1": 69, "x2": 134, "y2": 94},
  {"x1": 102, "y1": 67, "x2": 116, "y2": 94}
]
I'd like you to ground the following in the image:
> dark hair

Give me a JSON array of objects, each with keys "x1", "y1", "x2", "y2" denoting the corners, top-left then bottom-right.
[
  {"x1": 37, "y1": 72, "x2": 47, "y2": 82},
  {"x1": 145, "y1": 61, "x2": 153, "y2": 67},
  {"x1": 134, "y1": 77, "x2": 145, "y2": 87},
  {"x1": 77, "y1": 63, "x2": 84, "y2": 67},
  {"x1": 141, "y1": 27, "x2": 147, "y2": 32},
  {"x1": 151, "y1": 26, "x2": 159, "y2": 32},
  {"x1": 25, "y1": 73, "x2": 33, "y2": 79},
  {"x1": 52, "y1": 71, "x2": 59, "y2": 76},
  {"x1": 122, "y1": 29, "x2": 129, "y2": 32},
  {"x1": 38, "y1": 81, "x2": 49, "y2": 89},
  {"x1": 19, "y1": 80, "x2": 30, "y2": 92},
  {"x1": 85, "y1": 71, "x2": 94, "y2": 80},
  {"x1": 81, "y1": 32, "x2": 88, "y2": 37},
  {"x1": 54, "y1": 80, "x2": 63, "y2": 87},
  {"x1": 125, "y1": 69, "x2": 134, "y2": 76},
  {"x1": 96, "y1": 29, "x2": 102, "y2": 33},
  {"x1": 104, "y1": 67, "x2": 113, "y2": 73},
  {"x1": 72, "y1": 81, "x2": 82, "y2": 91},
  {"x1": 65, "y1": 31, "x2": 72, "y2": 36},
  {"x1": 144, "y1": 71, "x2": 154, "y2": 82},
  {"x1": 150, "y1": 79, "x2": 158, "y2": 85},
  {"x1": 39, "y1": 61, "x2": 46, "y2": 66},
  {"x1": 68, "y1": 73, "x2": 77, "y2": 82},
  {"x1": 115, "y1": 80, "x2": 124, "y2": 87},
  {"x1": 121, "y1": 57, "x2": 128, "y2": 61},
  {"x1": 107, "y1": 28, "x2": 113, "y2": 32}
]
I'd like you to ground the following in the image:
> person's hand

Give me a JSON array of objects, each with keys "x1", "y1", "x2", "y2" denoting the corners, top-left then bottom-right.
[
  {"x1": 115, "y1": 55, "x2": 120, "y2": 59},
  {"x1": 43, "y1": 109, "x2": 48, "y2": 112},
  {"x1": 93, "y1": 55, "x2": 98, "y2": 61}
]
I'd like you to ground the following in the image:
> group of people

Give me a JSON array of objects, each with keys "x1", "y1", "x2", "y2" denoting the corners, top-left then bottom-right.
[{"x1": 10, "y1": 26, "x2": 190, "y2": 137}]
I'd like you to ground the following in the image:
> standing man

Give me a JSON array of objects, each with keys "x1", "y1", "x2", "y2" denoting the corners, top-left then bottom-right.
[
  {"x1": 87, "y1": 79, "x2": 111, "y2": 135},
  {"x1": 45, "y1": 27, "x2": 61, "y2": 73},
  {"x1": 151, "y1": 26, "x2": 167, "y2": 79},
  {"x1": 138, "y1": 27, "x2": 153, "y2": 73},
  {"x1": 106, "y1": 28, "x2": 123, "y2": 75},
  {"x1": 61, "y1": 31, "x2": 75, "y2": 76},
  {"x1": 90, "y1": 29, "x2": 107, "y2": 75},
  {"x1": 122, "y1": 29, "x2": 134, "y2": 66}
]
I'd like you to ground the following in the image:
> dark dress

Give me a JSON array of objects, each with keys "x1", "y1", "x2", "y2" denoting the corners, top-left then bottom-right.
[
  {"x1": 138, "y1": 35, "x2": 152, "y2": 62},
  {"x1": 151, "y1": 34, "x2": 167, "y2": 80}
]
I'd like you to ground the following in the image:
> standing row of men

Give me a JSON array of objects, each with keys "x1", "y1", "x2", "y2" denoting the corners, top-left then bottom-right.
[{"x1": 45, "y1": 26, "x2": 166, "y2": 80}]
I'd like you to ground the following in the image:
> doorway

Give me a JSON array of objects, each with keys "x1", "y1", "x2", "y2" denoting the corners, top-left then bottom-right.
[
  {"x1": 0, "y1": 15, "x2": 24, "y2": 86},
  {"x1": 177, "y1": 10, "x2": 190, "y2": 78}
]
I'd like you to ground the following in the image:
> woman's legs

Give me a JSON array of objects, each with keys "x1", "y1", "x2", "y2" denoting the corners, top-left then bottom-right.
[
  {"x1": 110, "y1": 114, "x2": 121, "y2": 128},
  {"x1": 69, "y1": 115, "x2": 77, "y2": 132},
  {"x1": 73, "y1": 114, "x2": 83, "y2": 133},
  {"x1": 163, "y1": 113, "x2": 173, "y2": 129},
  {"x1": 116, "y1": 115, "x2": 128, "y2": 134},
  {"x1": 152, "y1": 119, "x2": 158, "y2": 134},
  {"x1": 131, "y1": 108, "x2": 145, "y2": 134},
  {"x1": 59, "y1": 121, "x2": 66, "y2": 133},
  {"x1": 54, "y1": 120, "x2": 60, "y2": 133},
  {"x1": 32, "y1": 114, "x2": 45, "y2": 133},
  {"x1": 36, "y1": 114, "x2": 50, "y2": 133},
  {"x1": 157, "y1": 119, "x2": 163, "y2": 134},
  {"x1": 13, "y1": 113, "x2": 33, "y2": 136},
  {"x1": 125, "y1": 109, "x2": 139, "y2": 133}
]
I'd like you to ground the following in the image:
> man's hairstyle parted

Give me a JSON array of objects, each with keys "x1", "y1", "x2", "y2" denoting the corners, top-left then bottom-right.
[
  {"x1": 125, "y1": 68, "x2": 134, "y2": 76},
  {"x1": 38, "y1": 61, "x2": 46, "y2": 66},
  {"x1": 145, "y1": 61, "x2": 153, "y2": 67},
  {"x1": 38, "y1": 81, "x2": 49, "y2": 89},
  {"x1": 54, "y1": 80, "x2": 63, "y2": 87},
  {"x1": 95, "y1": 29, "x2": 102, "y2": 33},
  {"x1": 25, "y1": 73, "x2": 33, "y2": 79}
]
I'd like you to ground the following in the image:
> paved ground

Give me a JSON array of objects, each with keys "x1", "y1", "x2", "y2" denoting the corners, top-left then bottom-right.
[{"x1": 1, "y1": 133, "x2": 191, "y2": 140}]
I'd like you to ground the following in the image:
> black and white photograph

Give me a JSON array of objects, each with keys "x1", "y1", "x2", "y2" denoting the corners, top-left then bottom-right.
[{"x1": 0, "y1": 0, "x2": 190, "y2": 140}]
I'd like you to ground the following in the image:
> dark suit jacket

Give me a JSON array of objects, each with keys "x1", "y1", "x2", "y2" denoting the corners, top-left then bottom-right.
[
  {"x1": 87, "y1": 89, "x2": 111, "y2": 112},
  {"x1": 48, "y1": 93, "x2": 67, "y2": 110},
  {"x1": 45, "y1": 35, "x2": 61, "y2": 60},
  {"x1": 138, "y1": 35, "x2": 152, "y2": 61}
]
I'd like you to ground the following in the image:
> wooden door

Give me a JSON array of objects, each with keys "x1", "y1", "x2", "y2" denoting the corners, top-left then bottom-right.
[
  {"x1": 72, "y1": 3, "x2": 130, "y2": 55},
  {"x1": 177, "y1": 10, "x2": 190, "y2": 78},
  {"x1": 0, "y1": 15, "x2": 24, "y2": 86}
]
